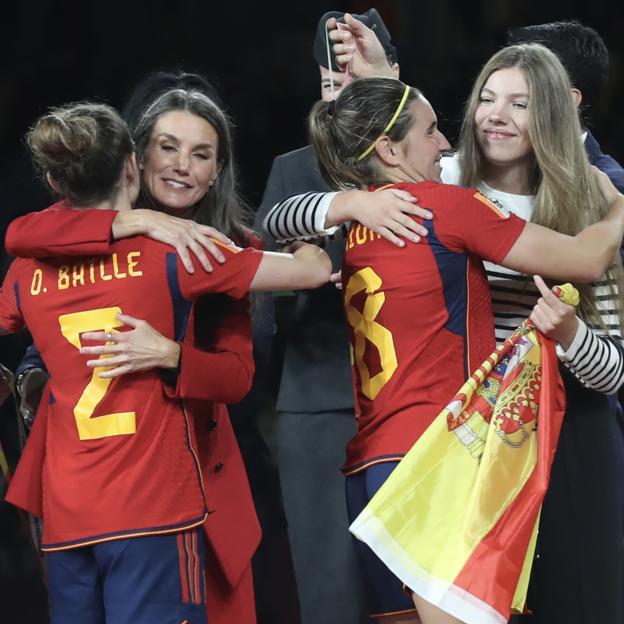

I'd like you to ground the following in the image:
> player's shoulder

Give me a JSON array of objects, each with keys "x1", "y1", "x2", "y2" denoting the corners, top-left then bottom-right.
[
  {"x1": 4, "y1": 256, "x2": 34, "y2": 280},
  {"x1": 384, "y1": 180, "x2": 477, "y2": 208}
]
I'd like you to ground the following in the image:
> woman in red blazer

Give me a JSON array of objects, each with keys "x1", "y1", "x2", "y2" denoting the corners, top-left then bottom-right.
[{"x1": 6, "y1": 81, "x2": 263, "y2": 624}]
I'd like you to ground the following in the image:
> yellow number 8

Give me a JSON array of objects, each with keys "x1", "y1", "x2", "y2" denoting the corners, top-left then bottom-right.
[
  {"x1": 344, "y1": 268, "x2": 398, "y2": 400},
  {"x1": 59, "y1": 307, "x2": 136, "y2": 440}
]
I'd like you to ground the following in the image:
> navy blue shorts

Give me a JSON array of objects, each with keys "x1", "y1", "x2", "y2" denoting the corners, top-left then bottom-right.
[
  {"x1": 346, "y1": 462, "x2": 419, "y2": 620},
  {"x1": 47, "y1": 527, "x2": 206, "y2": 624}
]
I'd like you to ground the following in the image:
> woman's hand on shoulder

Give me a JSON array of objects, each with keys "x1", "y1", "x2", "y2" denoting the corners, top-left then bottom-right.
[
  {"x1": 529, "y1": 275, "x2": 579, "y2": 350},
  {"x1": 112, "y1": 209, "x2": 235, "y2": 273},
  {"x1": 80, "y1": 313, "x2": 181, "y2": 378},
  {"x1": 355, "y1": 188, "x2": 432, "y2": 247}
]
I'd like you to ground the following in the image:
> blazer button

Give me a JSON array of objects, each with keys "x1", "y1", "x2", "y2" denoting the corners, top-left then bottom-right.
[
  {"x1": 214, "y1": 462, "x2": 224, "y2": 473},
  {"x1": 207, "y1": 418, "x2": 217, "y2": 431}
]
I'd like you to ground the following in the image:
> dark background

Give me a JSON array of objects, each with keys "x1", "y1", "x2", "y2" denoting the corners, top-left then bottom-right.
[{"x1": 1, "y1": 0, "x2": 623, "y2": 621}]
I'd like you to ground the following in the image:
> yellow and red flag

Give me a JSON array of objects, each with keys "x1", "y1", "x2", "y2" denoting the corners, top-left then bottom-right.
[{"x1": 349, "y1": 285, "x2": 576, "y2": 624}]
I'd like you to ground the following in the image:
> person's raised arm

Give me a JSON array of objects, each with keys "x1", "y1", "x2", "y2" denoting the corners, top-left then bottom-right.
[
  {"x1": 502, "y1": 194, "x2": 624, "y2": 281},
  {"x1": 264, "y1": 189, "x2": 430, "y2": 247},
  {"x1": 328, "y1": 14, "x2": 396, "y2": 79},
  {"x1": 178, "y1": 240, "x2": 331, "y2": 301},
  {"x1": 249, "y1": 242, "x2": 331, "y2": 291},
  {"x1": 5, "y1": 205, "x2": 233, "y2": 274}
]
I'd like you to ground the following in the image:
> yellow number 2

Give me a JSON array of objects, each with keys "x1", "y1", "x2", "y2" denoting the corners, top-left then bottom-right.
[
  {"x1": 59, "y1": 307, "x2": 136, "y2": 441},
  {"x1": 344, "y1": 268, "x2": 398, "y2": 400}
]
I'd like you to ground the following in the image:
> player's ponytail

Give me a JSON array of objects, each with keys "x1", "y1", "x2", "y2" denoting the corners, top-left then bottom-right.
[
  {"x1": 308, "y1": 77, "x2": 419, "y2": 190},
  {"x1": 27, "y1": 102, "x2": 134, "y2": 206}
]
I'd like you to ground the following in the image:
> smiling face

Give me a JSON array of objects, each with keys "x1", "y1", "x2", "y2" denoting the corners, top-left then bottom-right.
[
  {"x1": 392, "y1": 97, "x2": 451, "y2": 183},
  {"x1": 475, "y1": 66, "x2": 533, "y2": 170},
  {"x1": 141, "y1": 110, "x2": 220, "y2": 215}
]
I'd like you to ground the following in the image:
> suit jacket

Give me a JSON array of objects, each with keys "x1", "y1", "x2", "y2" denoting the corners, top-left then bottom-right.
[
  {"x1": 255, "y1": 146, "x2": 353, "y2": 413},
  {"x1": 585, "y1": 131, "x2": 624, "y2": 194}
]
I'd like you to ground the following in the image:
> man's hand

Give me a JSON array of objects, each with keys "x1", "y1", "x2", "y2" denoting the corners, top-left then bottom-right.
[{"x1": 327, "y1": 13, "x2": 396, "y2": 78}]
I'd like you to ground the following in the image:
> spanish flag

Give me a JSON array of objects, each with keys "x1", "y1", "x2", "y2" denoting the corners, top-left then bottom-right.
[{"x1": 349, "y1": 286, "x2": 575, "y2": 624}]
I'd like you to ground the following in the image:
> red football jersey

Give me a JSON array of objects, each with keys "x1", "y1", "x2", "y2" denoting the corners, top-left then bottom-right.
[
  {"x1": 0, "y1": 231, "x2": 262, "y2": 550},
  {"x1": 342, "y1": 181, "x2": 526, "y2": 474}
]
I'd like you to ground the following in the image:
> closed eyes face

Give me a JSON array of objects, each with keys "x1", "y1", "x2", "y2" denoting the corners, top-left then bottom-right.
[
  {"x1": 141, "y1": 110, "x2": 220, "y2": 214},
  {"x1": 474, "y1": 66, "x2": 533, "y2": 168}
]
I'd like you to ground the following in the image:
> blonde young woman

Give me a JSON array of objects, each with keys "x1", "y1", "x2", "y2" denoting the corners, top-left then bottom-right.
[
  {"x1": 263, "y1": 37, "x2": 624, "y2": 624},
  {"x1": 444, "y1": 44, "x2": 624, "y2": 624}
]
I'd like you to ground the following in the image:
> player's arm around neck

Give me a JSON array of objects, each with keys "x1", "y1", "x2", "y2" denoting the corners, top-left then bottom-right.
[{"x1": 502, "y1": 194, "x2": 624, "y2": 282}]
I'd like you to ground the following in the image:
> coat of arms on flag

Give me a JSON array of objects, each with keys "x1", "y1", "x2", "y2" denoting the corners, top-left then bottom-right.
[{"x1": 349, "y1": 285, "x2": 576, "y2": 624}]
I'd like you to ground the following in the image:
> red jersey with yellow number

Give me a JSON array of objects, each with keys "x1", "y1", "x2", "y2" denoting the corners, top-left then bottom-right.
[
  {"x1": 342, "y1": 181, "x2": 526, "y2": 474},
  {"x1": 0, "y1": 230, "x2": 262, "y2": 550}
]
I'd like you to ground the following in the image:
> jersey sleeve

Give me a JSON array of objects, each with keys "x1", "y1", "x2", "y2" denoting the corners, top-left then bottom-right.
[
  {"x1": 177, "y1": 243, "x2": 263, "y2": 301},
  {"x1": 5, "y1": 206, "x2": 116, "y2": 258},
  {"x1": 0, "y1": 261, "x2": 26, "y2": 334},
  {"x1": 439, "y1": 187, "x2": 526, "y2": 263}
]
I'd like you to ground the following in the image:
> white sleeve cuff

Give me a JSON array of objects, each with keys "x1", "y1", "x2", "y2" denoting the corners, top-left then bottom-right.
[{"x1": 312, "y1": 192, "x2": 340, "y2": 236}]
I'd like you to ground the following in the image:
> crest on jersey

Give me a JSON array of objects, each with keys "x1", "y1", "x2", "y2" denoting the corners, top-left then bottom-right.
[{"x1": 473, "y1": 192, "x2": 510, "y2": 219}]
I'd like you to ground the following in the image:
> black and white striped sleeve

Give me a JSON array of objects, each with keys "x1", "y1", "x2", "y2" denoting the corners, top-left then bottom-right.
[
  {"x1": 557, "y1": 318, "x2": 624, "y2": 395},
  {"x1": 263, "y1": 192, "x2": 339, "y2": 243}
]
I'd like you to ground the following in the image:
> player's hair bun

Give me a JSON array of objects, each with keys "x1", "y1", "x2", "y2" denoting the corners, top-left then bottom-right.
[
  {"x1": 26, "y1": 102, "x2": 134, "y2": 206},
  {"x1": 28, "y1": 110, "x2": 99, "y2": 171}
]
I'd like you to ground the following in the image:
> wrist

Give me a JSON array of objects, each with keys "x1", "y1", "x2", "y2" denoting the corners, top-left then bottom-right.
[
  {"x1": 112, "y1": 209, "x2": 144, "y2": 240},
  {"x1": 555, "y1": 317, "x2": 580, "y2": 351},
  {"x1": 161, "y1": 341, "x2": 181, "y2": 370},
  {"x1": 326, "y1": 191, "x2": 364, "y2": 227},
  {"x1": 556, "y1": 317, "x2": 585, "y2": 358}
]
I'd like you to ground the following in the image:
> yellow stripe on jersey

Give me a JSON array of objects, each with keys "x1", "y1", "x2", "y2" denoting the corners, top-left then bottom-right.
[
  {"x1": 374, "y1": 183, "x2": 395, "y2": 192},
  {"x1": 210, "y1": 238, "x2": 243, "y2": 254},
  {"x1": 473, "y1": 192, "x2": 510, "y2": 219}
]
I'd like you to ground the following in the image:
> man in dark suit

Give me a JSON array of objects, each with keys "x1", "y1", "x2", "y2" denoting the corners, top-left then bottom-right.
[{"x1": 253, "y1": 10, "x2": 398, "y2": 624}]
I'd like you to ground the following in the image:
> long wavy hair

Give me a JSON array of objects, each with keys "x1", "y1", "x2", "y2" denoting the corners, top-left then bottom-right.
[
  {"x1": 459, "y1": 43, "x2": 623, "y2": 331},
  {"x1": 133, "y1": 88, "x2": 250, "y2": 244},
  {"x1": 133, "y1": 87, "x2": 254, "y2": 342}
]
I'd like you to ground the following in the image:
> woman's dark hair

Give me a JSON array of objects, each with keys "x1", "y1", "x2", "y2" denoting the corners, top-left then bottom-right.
[
  {"x1": 129, "y1": 79, "x2": 253, "y2": 341},
  {"x1": 308, "y1": 77, "x2": 420, "y2": 190},
  {"x1": 133, "y1": 88, "x2": 249, "y2": 244},
  {"x1": 27, "y1": 102, "x2": 133, "y2": 206},
  {"x1": 122, "y1": 71, "x2": 223, "y2": 132}
]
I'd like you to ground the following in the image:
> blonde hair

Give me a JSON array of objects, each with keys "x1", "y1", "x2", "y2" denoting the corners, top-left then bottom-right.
[{"x1": 459, "y1": 43, "x2": 623, "y2": 331}]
